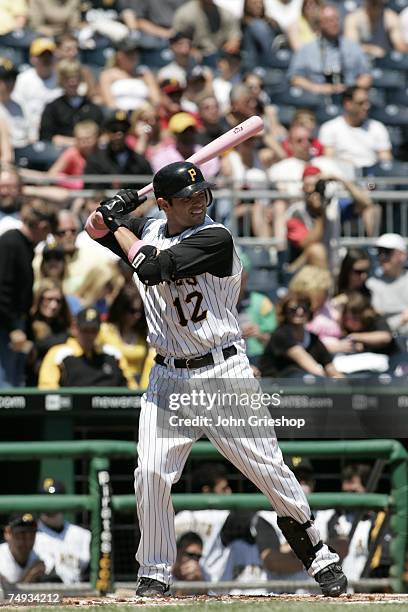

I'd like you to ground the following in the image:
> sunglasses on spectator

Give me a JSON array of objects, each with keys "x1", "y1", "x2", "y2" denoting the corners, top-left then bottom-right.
[
  {"x1": 56, "y1": 228, "x2": 77, "y2": 236},
  {"x1": 377, "y1": 247, "x2": 394, "y2": 259},
  {"x1": 286, "y1": 303, "x2": 310, "y2": 314},
  {"x1": 183, "y1": 552, "x2": 202, "y2": 561}
]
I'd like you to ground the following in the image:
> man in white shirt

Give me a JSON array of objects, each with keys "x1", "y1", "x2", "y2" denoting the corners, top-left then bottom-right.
[
  {"x1": 34, "y1": 478, "x2": 91, "y2": 584},
  {"x1": 0, "y1": 58, "x2": 30, "y2": 150},
  {"x1": 319, "y1": 86, "x2": 392, "y2": 169},
  {"x1": 0, "y1": 514, "x2": 45, "y2": 585},
  {"x1": 12, "y1": 38, "x2": 62, "y2": 143}
]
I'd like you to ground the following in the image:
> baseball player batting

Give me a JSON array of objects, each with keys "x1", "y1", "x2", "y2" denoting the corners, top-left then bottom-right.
[{"x1": 85, "y1": 161, "x2": 347, "y2": 598}]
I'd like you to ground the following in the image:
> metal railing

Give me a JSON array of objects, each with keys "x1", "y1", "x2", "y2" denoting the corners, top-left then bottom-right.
[{"x1": 0, "y1": 439, "x2": 406, "y2": 592}]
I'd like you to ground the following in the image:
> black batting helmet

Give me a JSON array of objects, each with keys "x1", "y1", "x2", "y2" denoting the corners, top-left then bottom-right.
[{"x1": 153, "y1": 161, "x2": 213, "y2": 204}]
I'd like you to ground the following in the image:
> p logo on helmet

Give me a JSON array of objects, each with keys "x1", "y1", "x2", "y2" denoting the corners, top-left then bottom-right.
[{"x1": 188, "y1": 168, "x2": 197, "y2": 182}]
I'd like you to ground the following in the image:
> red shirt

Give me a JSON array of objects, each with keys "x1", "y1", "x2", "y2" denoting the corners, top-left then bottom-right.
[{"x1": 56, "y1": 147, "x2": 86, "y2": 189}]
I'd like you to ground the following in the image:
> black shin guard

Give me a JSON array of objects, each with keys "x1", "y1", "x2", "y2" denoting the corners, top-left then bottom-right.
[{"x1": 277, "y1": 516, "x2": 323, "y2": 570}]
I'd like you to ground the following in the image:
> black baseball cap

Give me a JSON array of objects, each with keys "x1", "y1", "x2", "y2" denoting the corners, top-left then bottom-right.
[
  {"x1": 39, "y1": 477, "x2": 66, "y2": 495},
  {"x1": 42, "y1": 243, "x2": 65, "y2": 261},
  {"x1": 169, "y1": 31, "x2": 193, "y2": 45},
  {"x1": 286, "y1": 456, "x2": 314, "y2": 474},
  {"x1": 0, "y1": 57, "x2": 18, "y2": 80},
  {"x1": 8, "y1": 513, "x2": 37, "y2": 532},
  {"x1": 103, "y1": 110, "x2": 131, "y2": 133},
  {"x1": 76, "y1": 307, "x2": 101, "y2": 330}
]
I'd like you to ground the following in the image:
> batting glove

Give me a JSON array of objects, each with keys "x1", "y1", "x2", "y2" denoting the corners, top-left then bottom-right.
[{"x1": 99, "y1": 189, "x2": 147, "y2": 217}]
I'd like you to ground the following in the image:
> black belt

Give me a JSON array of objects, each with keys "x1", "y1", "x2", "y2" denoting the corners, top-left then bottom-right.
[{"x1": 155, "y1": 345, "x2": 237, "y2": 370}]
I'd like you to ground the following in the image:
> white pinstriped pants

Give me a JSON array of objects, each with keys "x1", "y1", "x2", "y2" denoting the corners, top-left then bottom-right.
[{"x1": 134, "y1": 350, "x2": 339, "y2": 583}]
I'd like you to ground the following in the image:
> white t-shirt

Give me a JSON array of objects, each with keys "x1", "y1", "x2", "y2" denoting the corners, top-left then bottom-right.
[
  {"x1": 268, "y1": 157, "x2": 306, "y2": 197},
  {"x1": 13, "y1": 68, "x2": 62, "y2": 142},
  {"x1": 0, "y1": 99, "x2": 30, "y2": 148},
  {"x1": 214, "y1": 0, "x2": 244, "y2": 18},
  {"x1": 34, "y1": 520, "x2": 91, "y2": 584},
  {"x1": 400, "y1": 7, "x2": 408, "y2": 44},
  {"x1": 212, "y1": 77, "x2": 232, "y2": 114},
  {"x1": 318, "y1": 115, "x2": 391, "y2": 168},
  {"x1": 0, "y1": 543, "x2": 40, "y2": 584},
  {"x1": 264, "y1": 0, "x2": 303, "y2": 31}
]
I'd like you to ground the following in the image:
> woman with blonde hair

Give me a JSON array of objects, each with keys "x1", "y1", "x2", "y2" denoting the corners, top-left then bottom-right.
[
  {"x1": 287, "y1": 0, "x2": 323, "y2": 51},
  {"x1": 100, "y1": 38, "x2": 160, "y2": 112},
  {"x1": 75, "y1": 262, "x2": 123, "y2": 316},
  {"x1": 289, "y1": 265, "x2": 343, "y2": 350}
]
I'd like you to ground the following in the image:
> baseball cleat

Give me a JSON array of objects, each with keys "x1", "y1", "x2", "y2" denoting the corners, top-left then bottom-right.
[
  {"x1": 135, "y1": 577, "x2": 170, "y2": 597},
  {"x1": 315, "y1": 563, "x2": 348, "y2": 597}
]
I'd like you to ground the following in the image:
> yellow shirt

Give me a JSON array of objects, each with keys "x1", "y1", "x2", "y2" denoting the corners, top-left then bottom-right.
[
  {"x1": 98, "y1": 322, "x2": 154, "y2": 389},
  {"x1": 38, "y1": 337, "x2": 136, "y2": 390}
]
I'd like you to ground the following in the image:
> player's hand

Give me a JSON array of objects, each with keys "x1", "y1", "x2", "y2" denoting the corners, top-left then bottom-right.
[{"x1": 99, "y1": 189, "x2": 147, "y2": 217}]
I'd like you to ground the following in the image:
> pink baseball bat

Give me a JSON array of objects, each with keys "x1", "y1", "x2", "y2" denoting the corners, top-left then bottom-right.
[{"x1": 137, "y1": 115, "x2": 264, "y2": 198}]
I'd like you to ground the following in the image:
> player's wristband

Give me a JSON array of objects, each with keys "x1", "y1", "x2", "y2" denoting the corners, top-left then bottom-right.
[{"x1": 85, "y1": 211, "x2": 109, "y2": 239}]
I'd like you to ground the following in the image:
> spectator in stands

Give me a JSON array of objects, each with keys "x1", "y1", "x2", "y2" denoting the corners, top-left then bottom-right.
[
  {"x1": 0, "y1": 514, "x2": 45, "y2": 585},
  {"x1": 338, "y1": 291, "x2": 395, "y2": 356},
  {"x1": 0, "y1": 198, "x2": 57, "y2": 387},
  {"x1": 75, "y1": 261, "x2": 124, "y2": 317},
  {"x1": 288, "y1": 264, "x2": 343, "y2": 347},
  {"x1": 151, "y1": 112, "x2": 219, "y2": 178},
  {"x1": 13, "y1": 38, "x2": 62, "y2": 143},
  {"x1": 224, "y1": 83, "x2": 258, "y2": 130},
  {"x1": 27, "y1": 279, "x2": 71, "y2": 384},
  {"x1": 237, "y1": 252, "x2": 277, "y2": 366},
  {"x1": 38, "y1": 306, "x2": 135, "y2": 388},
  {"x1": 344, "y1": 0, "x2": 404, "y2": 58},
  {"x1": 287, "y1": 0, "x2": 323, "y2": 51},
  {"x1": 240, "y1": 0, "x2": 278, "y2": 71},
  {"x1": 158, "y1": 77, "x2": 188, "y2": 129},
  {"x1": 183, "y1": 65, "x2": 214, "y2": 112},
  {"x1": 334, "y1": 247, "x2": 371, "y2": 302},
  {"x1": 367, "y1": 233, "x2": 408, "y2": 335},
  {"x1": 100, "y1": 37, "x2": 160, "y2": 112},
  {"x1": 259, "y1": 291, "x2": 343, "y2": 378},
  {"x1": 288, "y1": 4, "x2": 372, "y2": 96},
  {"x1": 29, "y1": 0, "x2": 81, "y2": 39},
  {"x1": 0, "y1": 165, "x2": 23, "y2": 236},
  {"x1": 48, "y1": 120, "x2": 99, "y2": 190},
  {"x1": 36, "y1": 243, "x2": 66, "y2": 288},
  {"x1": 34, "y1": 477, "x2": 91, "y2": 584},
  {"x1": 39, "y1": 60, "x2": 103, "y2": 147},
  {"x1": 342, "y1": 463, "x2": 370, "y2": 494},
  {"x1": 158, "y1": 31, "x2": 197, "y2": 87},
  {"x1": 282, "y1": 110, "x2": 324, "y2": 158},
  {"x1": 197, "y1": 95, "x2": 226, "y2": 146},
  {"x1": 319, "y1": 86, "x2": 392, "y2": 170},
  {"x1": 286, "y1": 165, "x2": 378, "y2": 271},
  {"x1": 84, "y1": 111, "x2": 153, "y2": 190},
  {"x1": 80, "y1": 0, "x2": 128, "y2": 47},
  {"x1": 173, "y1": 0, "x2": 241, "y2": 67},
  {"x1": 121, "y1": 0, "x2": 185, "y2": 49},
  {"x1": 0, "y1": 58, "x2": 31, "y2": 155},
  {"x1": 0, "y1": 1, "x2": 29, "y2": 38},
  {"x1": 172, "y1": 532, "x2": 205, "y2": 583},
  {"x1": 128, "y1": 103, "x2": 169, "y2": 164},
  {"x1": 212, "y1": 51, "x2": 242, "y2": 114},
  {"x1": 55, "y1": 33, "x2": 98, "y2": 101},
  {"x1": 99, "y1": 285, "x2": 154, "y2": 388}
]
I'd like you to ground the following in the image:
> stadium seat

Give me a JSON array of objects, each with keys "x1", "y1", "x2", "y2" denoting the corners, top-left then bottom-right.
[
  {"x1": 375, "y1": 52, "x2": 408, "y2": 72},
  {"x1": 372, "y1": 68, "x2": 405, "y2": 90},
  {"x1": 370, "y1": 105, "x2": 408, "y2": 127},
  {"x1": 389, "y1": 0, "x2": 408, "y2": 11},
  {"x1": 0, "y1": 46, "x2": 23, "y2": 65},
  {"x1": 273, "y1": 86, "x2": 322, "y2": 109},
  {"x1": 247, "y1": 268, "x2": 279, "y2": 299},
  {"x1": 268, "y1": 48, "x2": 292, "y2": 69},
  {"x1": 385, "y1": 88, "x2": 408, "y2": 106},
  {"x1": 262, "y1": 68, "x2": 287, "y2": 97},
  {"x1": 315, "y1": 103, "x2": 341, "y2": 124},
  {"x1": 369, "y1": 87, "x2": 387, "y2": 109},
  {"x1": 276, "y1": 104, "x2": 296, "y2": 126},
  {"x1": 246, "y1": 246, "x2": 274, "y2": 269}
]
